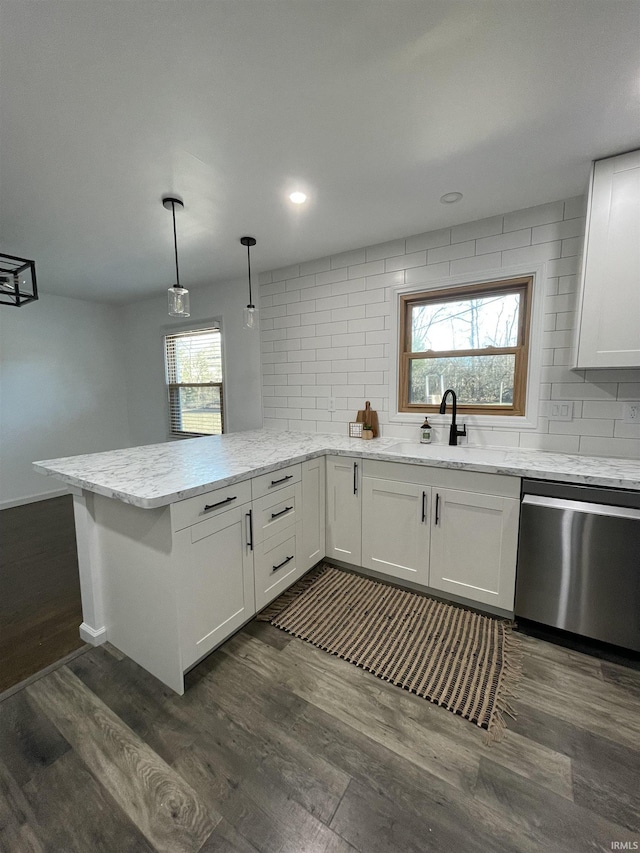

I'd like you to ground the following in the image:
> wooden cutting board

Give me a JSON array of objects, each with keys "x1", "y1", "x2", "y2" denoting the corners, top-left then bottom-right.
[{"x1": 355, "y1": 401, "x2": 379, "y2": 437}]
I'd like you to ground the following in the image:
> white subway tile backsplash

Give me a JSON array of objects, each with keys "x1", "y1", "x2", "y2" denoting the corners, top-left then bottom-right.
[
  {"x1": 285, "y1": 274, "x2": 317, "y2": 292},
  {"x1": 405, "y1": 228, "x2": 451, "y2": 253},
  {"x1": 331, "y1": 277, "x2": 366, "y2": 295},
  {"x1": 299, "y1": 257, "x2": 331, "y2": 276},
  {"x1": 349, "y1": 288, "x2": 385, "y2": 306},
  {"x1": 532, "y1": 217, "x2": 585, "y2": 244},
  {"x1": 259, "y1": 194, "x2": 640, "y2": 452},
  {"x1": 502, "y1": 241, "x2": 562, "y2": 266},
  {"x1": 503, "y1": 201, "x2": 564, "y2": 232},
  {"x1": 450, "y1": 253, "x2": 501, "y2": 276},
  {"x1": 271, "y1": 264, "x2": 300, "y2": 282},
  {"x1": 451, "y1": 216, "x2": 503, "y2": 244},
  {"x1": 348, "y1": 260, "x2": 385, "y2": 279},
  {"x1": 579, "y1": 436, "x2": 639, "y2": 459},
  {"x1": 385, "y1": 250, "x2": 427, "y2": 272},
  {"x1": 347, "y1": 317, "x2": 385, "y2": 333},
  {"x1": 564, "y1": 196, "x2": 587, "y2": 220},
  {"x1": 300, "y1": 310, "x2": 332, "y2": 326},
  {"x1": 366, "y1": 239, "x2": 406, "y2": 261},
  {"x1": 428, "y1": 240, "x2": 475, "y2": 264},
  {"x1": 476, "y1": 229, "x2": 531, "y2": 255},
  {"x1": 316, "y1": 267, "x2": 349, "y2": 286},
  {"x1": 405, "y1": 261, "x2": 451, "y2": 284},
  {"x1": 331, "y1": 248, "x2": 366, "y2": 269}
]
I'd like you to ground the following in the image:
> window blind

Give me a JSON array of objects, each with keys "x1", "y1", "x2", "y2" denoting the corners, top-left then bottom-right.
[{"x1": 164, "y1": 327, "x2": 224, "y2": 436}]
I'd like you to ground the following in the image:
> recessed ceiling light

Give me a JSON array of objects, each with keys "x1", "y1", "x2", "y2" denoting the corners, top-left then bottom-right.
[
  {"x1": 289, "y1": 191, "x2": 307, "y2": 204},
  {"x1": 440, "y1": 192, "x2": 463, "y2": 204}
]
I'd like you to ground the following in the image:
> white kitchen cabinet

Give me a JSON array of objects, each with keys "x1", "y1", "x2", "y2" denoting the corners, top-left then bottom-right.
[
  {"x1": 429, "y1": 488, "x2": 519, "y2": 611},
  {"x1": 177, "y1": 504, "x2": 255, "y2": 671},
  {"x1": 254, "y1": 524, "x2": 301, "y2": 610},
  {"x1": 301, "y1": 457, "x2": 326, "y2": 570},
  {"x1": 360, "y1": 459, "x2": 520, "y2": 612},
  {"x1": 326, "y1": 455, "x2": 361, "y2": 565},
  {"x1": 574, "y1": 149, "x2": 640, "y2": 368},
  {"x1": 361, "y1": 477, "x2": 430, "y2": 585}
]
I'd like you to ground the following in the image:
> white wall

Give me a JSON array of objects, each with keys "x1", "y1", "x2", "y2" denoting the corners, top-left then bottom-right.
[
  {"x1": 258, "y1": 197, "x2": 640, "y2": 459},
  {"x1": 122, "y1": 276, "x2": 262, "y2": 447},
  {"x1": 0, "y1": 293, "x2": 131, "y2": 508}
]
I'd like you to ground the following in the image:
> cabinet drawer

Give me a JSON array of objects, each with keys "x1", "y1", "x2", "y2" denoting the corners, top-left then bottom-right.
[
  {"x1": 254, "y1": 525, "x2": 305, "y2": 611},
  {"x1": 251, "y1": 463, "x2": 301, "y2": 500},
  {"x1": 171, "y1": 479, "x2": 252, "y2": 531},
  {"x1": 253, "y1": 482, "x2": 301, "y2": 544}
]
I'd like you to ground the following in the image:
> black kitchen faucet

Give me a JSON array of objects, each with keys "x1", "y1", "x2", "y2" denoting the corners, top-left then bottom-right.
[{"x1": 439, "y1": 389, "x2": 467, "y2": 446}]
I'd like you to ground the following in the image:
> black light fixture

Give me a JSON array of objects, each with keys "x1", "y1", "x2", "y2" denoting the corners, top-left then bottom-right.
[
  {"x1": 163, "y1": 196, "x2": 190, "y2": 317},
  {"x1": 0, "y1": 253, "x2": 38, "y2": 306},
  {"x1": 241, "y1": 235, "x2": 257, "y2": 330}
]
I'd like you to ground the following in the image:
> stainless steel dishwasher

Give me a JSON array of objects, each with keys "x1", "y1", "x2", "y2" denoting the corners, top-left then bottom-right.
[{"x1": 516, "y1": 479, "x2": 640, "y2": 653}]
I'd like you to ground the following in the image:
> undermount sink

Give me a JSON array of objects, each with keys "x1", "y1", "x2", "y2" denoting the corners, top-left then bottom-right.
[{"x1": 386, "y1": 442, "x2": 508, "y2": 464}]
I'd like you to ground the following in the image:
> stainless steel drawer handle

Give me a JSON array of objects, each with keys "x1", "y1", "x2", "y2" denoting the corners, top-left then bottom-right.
[
  {"x1": 270, "y1": 474, "x2": 293, "y2": 486},
  {"x1": 204, "y1": 496, "x2": 237, "y2": 512},
  {"x1": 272, "y1": 555, "x2": 294, "y2": 571},
  {"x1": 271, "y1": 506, "x2": 293, "y2": 519}
]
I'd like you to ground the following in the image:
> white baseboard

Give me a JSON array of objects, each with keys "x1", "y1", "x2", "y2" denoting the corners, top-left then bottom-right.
[
  {"x1": 0, "y1": 488, "x2": 71, "y2": 511},
  {"x1": 79, "y1": 622, "x2": 108, "y2": 646}
]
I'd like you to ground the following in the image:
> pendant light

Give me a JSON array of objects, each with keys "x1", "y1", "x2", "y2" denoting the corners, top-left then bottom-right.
[
  {"x1": 241, "y1": 236, "x2": 257, "y2": 330},
  {"x1": 163, "y1": 196, "x2": 190, "y2": 317}
]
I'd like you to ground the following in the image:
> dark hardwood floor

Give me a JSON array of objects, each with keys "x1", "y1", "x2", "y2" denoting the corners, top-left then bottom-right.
[
  {"x1": 0, "y1": 496, "x2": 84, "y2": 693},
  {"x1": 1, "y1": 616, "x2": 638, "y2": 852}
]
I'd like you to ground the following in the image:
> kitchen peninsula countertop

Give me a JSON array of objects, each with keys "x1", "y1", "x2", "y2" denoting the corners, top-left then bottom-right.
[{"x1": 34, "y1": 429, "x2": 640, "y2": 508}]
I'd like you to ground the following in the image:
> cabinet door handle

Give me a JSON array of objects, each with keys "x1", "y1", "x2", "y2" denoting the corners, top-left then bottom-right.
[
  {"x1": 271, "y1": 506, "x2": 293, "y2": 519},
  {"x1": 353, "y1": 462, "x2": 358, "y2": 495},
  {"x1": 272, "y1": 555, "x2": 294, "y2": 571},
  {"x1": 270, "y1": 474, "x2": 293, "y2": 486},
  {"x1": 421, "y1": 491, "x2": 427, "y2": 523},
  {"x1": 435, "y1": 493, "x2": 440, "y2": 525},
  {"x1": 246, "y1": 510, "x2": 253, "y2": 551},
  {"x1": 204, "y1": 496, "x2": 236, "y2": 512}
]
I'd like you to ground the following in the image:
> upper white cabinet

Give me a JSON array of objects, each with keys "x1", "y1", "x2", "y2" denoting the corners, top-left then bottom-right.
[{"x1": 574, "y1": 149, "x2": 640, "y2": 368}]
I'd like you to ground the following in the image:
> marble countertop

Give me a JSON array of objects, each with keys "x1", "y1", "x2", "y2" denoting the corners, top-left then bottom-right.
[{"x1": 33, "y1": 429, "x2": 640, "y2": 508}]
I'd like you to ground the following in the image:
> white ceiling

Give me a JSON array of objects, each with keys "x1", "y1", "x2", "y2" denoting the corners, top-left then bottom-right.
[{"x1": 1, "y1": 1, "x2": 638, "y2": 304}]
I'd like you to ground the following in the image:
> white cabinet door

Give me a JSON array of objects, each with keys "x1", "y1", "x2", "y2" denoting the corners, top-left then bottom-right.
[
  {"x1": 575, "y1": 150, "x2": 640, "y2": 368},
  {"x1": 362, "y1": 477, "x2": 430, "y2": 585},
  {"x1": 254, "y1": 525, "x2": 303, "y2": 611},
  {"x1": 429, "y1": 489, "x2": 519, "y2": 611},
  {"x1": 178, "y1": 505, "x2": 255, "y2": 670},
  {"x1": 326, "y1": 456, "x2": 361, "y2": 565},
  {"x1": 301, "y1": 457, "x2": 326, "y2": 571}
]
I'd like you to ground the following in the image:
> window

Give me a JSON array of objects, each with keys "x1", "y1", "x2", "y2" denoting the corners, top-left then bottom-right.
[
  {"x1": 164, "y1": 327, "x2": 224, "y2": 436},
  {"x1": 398, "y1": 277, "x2": 532, "y2": 416}
]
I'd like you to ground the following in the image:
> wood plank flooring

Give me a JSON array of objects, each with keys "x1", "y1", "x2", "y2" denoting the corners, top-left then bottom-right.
[
  {"x1": 0, "y1": 496, "x2": 84, "y2": 692},
  {"x1": 1, "y1": 619, "x2": 639, "y2": 852}
]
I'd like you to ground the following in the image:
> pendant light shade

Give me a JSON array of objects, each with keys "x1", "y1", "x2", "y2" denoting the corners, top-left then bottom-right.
[
  {"x1": 163, "y1": 196, "x2": 190, "y2": 317},
  {"x1": 241, "y1": 236, "x2": 257, "y2": 330},
  {"x1": 0, "y1": 252, "x2": 38, "y2": 306}
]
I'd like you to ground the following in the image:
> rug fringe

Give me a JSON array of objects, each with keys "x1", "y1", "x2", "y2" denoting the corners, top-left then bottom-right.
[
  {"x1": 485, "y1": 622, "x2": 524, "y2": 744},
  {"x1": 256, "y1": 563, "x2": 328, "y2": 622}
]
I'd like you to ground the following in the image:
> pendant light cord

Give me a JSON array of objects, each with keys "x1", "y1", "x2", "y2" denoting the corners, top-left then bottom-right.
[
  {"x1": 246, "y1": 241, "x2": 253, "y2": 307},
  {"x1": 171, "y1": 201, "x2": 180, "y2": 290}
]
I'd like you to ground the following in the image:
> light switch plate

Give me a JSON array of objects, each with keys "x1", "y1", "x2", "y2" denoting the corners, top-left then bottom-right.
[
  {"x1": 327, "y1": 396, "x2": 336, "y2": 412},
  {"x1": 623, "y1": 402, "x2": 640, "y2": 424},
  {"x1": 549, "y1": 401, "x2": 573, "y2": 421}
]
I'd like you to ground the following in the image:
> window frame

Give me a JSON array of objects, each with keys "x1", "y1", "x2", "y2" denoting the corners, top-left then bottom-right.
[
  {"x1": 164, "y1": 326, "x2": 225, "y2": 438},
  {"x1": 398, "y1": 276, "x2": 533, "y2": 417}
]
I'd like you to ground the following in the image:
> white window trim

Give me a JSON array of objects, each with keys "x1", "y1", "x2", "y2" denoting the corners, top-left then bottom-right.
[
  {"x1": 388, "y1": 262, "x2": 546, "y2": 430},
  {"x1": 161, "y1": 317, "x2": 225, "y2": 441}
]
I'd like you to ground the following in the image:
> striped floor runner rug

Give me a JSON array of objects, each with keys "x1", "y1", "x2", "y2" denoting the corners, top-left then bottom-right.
[{"x1": 258, "y1": 565, "x2": 521, "y2": 740}]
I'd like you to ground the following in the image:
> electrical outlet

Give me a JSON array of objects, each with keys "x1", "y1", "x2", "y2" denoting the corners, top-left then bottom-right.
[
  {"x1": 623, "y1": 402, "x2": 640, "y2": 424},
  {"x1": 549, "y1": 401, "x2": 573, "y2": 421},
  {"x1": 327, "y1": 396, "x2": 336, "y2": 412}
]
